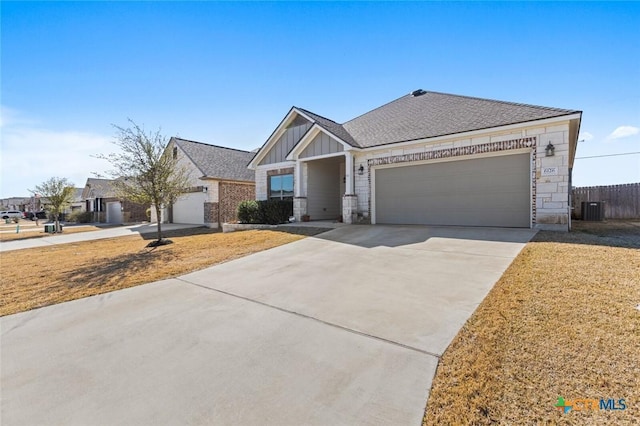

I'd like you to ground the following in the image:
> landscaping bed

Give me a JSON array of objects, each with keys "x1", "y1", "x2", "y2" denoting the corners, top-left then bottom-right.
[{"x1": 423, "y1": 221, "x2": 640, "y2": 424}]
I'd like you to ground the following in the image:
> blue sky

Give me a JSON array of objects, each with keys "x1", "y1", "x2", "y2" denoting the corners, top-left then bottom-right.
[{"x1": 1, "y1": 1, "x2": 639, "y2": 198}]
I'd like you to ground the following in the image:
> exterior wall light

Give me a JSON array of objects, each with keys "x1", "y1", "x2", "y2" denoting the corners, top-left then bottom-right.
[
  {"x1": 545, "y1": 142, "x2": 555, "y2": 157},
  {"x1": 202, "y1": 186, "x2": 208, "y2": 193},
  {"x1": 358, "y1": 164, "x2": 365, "y2": 175}
]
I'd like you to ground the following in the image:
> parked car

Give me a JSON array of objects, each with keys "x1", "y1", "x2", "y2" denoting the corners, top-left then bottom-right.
[
  {"x1": 24, "y1": 211, "x2": 47, "y2": 220},
  {"x1": 0, "y1": 210, "x2": 22, "y2": 220}
]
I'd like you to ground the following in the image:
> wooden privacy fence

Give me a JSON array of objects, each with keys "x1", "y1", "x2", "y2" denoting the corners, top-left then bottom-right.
[{"x1": 572, "y1": 183, "x2": 640, "y2": 219}]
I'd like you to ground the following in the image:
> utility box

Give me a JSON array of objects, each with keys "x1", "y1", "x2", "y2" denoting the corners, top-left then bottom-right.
[
  {"x1": 44, "y1": 224, "x2": 56, "y2": 233},
  {"x1": 581, "y1": 201, "x2": 605, "y2": 221}
]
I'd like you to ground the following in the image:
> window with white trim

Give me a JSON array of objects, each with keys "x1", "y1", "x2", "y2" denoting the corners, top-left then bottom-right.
[{"x1": 268, "y1": 174, "x2": 294, "y2": 200}]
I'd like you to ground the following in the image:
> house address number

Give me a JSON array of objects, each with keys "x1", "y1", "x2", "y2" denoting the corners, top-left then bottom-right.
[{"x1": 542, "y1": 166, "x2": 558, "y2": 176}]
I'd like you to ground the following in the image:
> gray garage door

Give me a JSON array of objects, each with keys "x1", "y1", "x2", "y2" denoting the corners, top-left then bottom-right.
[{"x1": 374, "y1": 153, "x2": 531, "y2": 227}]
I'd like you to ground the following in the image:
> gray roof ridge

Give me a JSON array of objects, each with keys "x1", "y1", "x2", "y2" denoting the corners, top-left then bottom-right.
[
  {"x1": 343, "y1": 93, "x2": 412, "y2": 125},
  {"x1": 424, "y1": 90, "x2": 581, "y2": 114},
  {"x1": 86, "y1": 177, "x2": 114, "y2": 183},
  {"x1": 343, "y1": 90, "x2": 580, "y2": 129},
  {"x1": 172, "y1": 137, "x2": 252, "y2": 154}
]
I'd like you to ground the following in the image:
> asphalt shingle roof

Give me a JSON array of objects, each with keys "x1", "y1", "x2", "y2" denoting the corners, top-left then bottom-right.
[
  {"x1": 173, "y1": 138, "x2": 255, "y2": 182},
  {"x1": 296, "y1": 108, "x2": 359, "y2": 147},
  {"x1": 83, "y1": 178, "x2": 117, "y2": 198},
  {"x1": 296, "y1": 90, "x2": 580, "y2": 149}
]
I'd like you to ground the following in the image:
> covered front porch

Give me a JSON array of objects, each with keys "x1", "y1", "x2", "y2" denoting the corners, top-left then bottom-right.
[{"x1": 293, "y1": 152, "x2": 358, "y2": 224}]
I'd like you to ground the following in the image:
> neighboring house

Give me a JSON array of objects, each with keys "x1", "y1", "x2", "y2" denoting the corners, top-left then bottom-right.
[
  {"x1": 0, "y1": 197, "x2": 30, "y2": 211},
  {"x1": 82, "y1": 178, "x2": 148, "y2": 224},
  {"x1": 64, "y1": 188, "x2": 85, "y2": 215},
  {"x1": 248, "y1": 90, "x2": 582, "y2": 231},
  {"x1": 154, "y1": 138, "x2": 255, "y2": 228}
]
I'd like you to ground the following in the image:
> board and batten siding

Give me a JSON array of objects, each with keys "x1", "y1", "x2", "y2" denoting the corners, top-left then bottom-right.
[
  {"x1": 300, "y1": 132, "x2": 344, "y2": 159},
  {"x1": 259, "y1": 122, "x2": 312, "y2": 165}
]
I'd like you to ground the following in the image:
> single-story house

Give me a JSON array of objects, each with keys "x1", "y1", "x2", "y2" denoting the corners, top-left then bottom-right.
[
  {"x1": 82, "y1": 178, "x2": 148, "y2": 224},
  {"x1": 65, "y1": 188, "x2": 85, "y2": 214},
  {"x1": 153, "y1": 138, "x2": 255, "y2": 228},
  {"x1": 0, "y1": 197, "x2": 30, "y2": 211},
  {"x1": 248, "y1": 90, "x2": 582, "y2": 231}
]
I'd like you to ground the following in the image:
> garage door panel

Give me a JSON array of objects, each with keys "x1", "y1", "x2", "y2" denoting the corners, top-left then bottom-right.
[
  {"x1": 173, "y1": 193, "x2": 205, "y2": 225},
  {"x1": 375, "y1": 154, "x2": 530, "y2": 228},
  {"x1": 106, "y1": 202, "x2": 123, "y2": 224}
]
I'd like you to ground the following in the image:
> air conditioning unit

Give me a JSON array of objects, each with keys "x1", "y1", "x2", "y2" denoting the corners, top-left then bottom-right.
[{"x1": 581, "y1": 201, "x2": 605, "y2": 221}]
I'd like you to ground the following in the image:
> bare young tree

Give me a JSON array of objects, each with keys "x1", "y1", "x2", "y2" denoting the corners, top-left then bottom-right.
[
  {"x1": 100, "y1": 120, "x2": 191, "y2": 245},
  {"x1": 31, "y1": 177, "x2": 75, "y2": 233}
]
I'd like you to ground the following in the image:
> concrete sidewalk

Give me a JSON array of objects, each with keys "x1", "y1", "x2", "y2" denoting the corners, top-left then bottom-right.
[{"x1": 0, "y1": 223, "x2": 202, "y2": 252}]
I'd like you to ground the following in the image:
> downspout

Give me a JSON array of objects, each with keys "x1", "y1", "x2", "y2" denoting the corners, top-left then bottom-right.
[{"x1": 568, "y1": 167, "x2": 572, "y2": 231}]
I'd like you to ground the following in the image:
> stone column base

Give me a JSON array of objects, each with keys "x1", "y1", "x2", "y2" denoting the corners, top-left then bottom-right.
[
  {"x1": 342, "y1": 194, "x2": 357, "y2": 224},
  {"x1": 294, "y1": 197, "x2": 307, "y2": 222}
]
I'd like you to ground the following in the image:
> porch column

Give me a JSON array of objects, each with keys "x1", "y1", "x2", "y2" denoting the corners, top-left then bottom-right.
[
  {"x1": 342, "y1": 151, "x2": 357, "y2": 224},
  {"x1": 294, "y1": 160, "x2": 307, "y2": 221},
  {"x1": 295, "y1": 160, "x2": 304, "y2": 197},
  {"x1": 344, "y1": 152, "x2": 354, "y2": 195}
]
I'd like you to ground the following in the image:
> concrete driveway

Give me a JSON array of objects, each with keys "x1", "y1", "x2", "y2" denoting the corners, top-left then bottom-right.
[{"x1": 1, "y1": 225, "x2": 535, "y2": 425}]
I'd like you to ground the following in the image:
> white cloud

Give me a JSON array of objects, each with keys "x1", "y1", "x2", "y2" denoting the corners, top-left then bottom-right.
[
  {"x1": 0, "y1": 106, "x2": 19, "y2": 128},
  {"x1": 607, "y1": 125, "x2": 640, "y2": 140},
  {"x1": 0, "y1": 106, "x2": 39, "y2": 129},
  {"x1": 579, "y1": 131, "x2": 594, "y2": 142},
  {"x1": 1, "y1": 121, "x2": 119, "y2": 197}
]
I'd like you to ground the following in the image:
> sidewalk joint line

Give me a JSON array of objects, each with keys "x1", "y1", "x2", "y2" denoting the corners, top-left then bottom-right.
[{"x1": 176, "y1": 277, "x2": 441, "y2": 360}]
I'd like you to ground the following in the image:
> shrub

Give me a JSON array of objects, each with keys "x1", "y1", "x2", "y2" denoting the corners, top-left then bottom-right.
[
  {"x1": 67, "y1": 210, "x2": 93, "y2": 223},
  {"x1": 258, "y1": 199, "x2": 293, "y2": 225},
  {"x1": 237, "y1": 199, "x2": 293, "y2": 225},
  {"x1": 237, "y1": 200, "x2": 260, "y2": 224}
]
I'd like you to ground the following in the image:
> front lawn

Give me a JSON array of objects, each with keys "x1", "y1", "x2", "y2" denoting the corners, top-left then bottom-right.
[
  {"x1": 423, "y1": 221, "x2": 640, "y2": 425},
  {"x1": 1, "y1": 228, "x2": 319, "y2": 316}
]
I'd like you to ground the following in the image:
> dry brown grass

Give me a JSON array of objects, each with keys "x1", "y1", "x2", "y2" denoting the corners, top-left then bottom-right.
[
  {"x1": 424, "y1": 221, "x2": 640, "y2": 425},
  {"x1": 0, "y1": 225, "x2": 102, "y2": 241},
  {"x1": 1, "y1": 228, "x2": 312, "y2": 316}
]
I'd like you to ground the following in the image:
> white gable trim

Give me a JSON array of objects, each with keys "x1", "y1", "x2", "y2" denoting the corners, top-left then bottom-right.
[
  {"x1": 248, "y1": 107, "x2": 319, "y2": 169},
  {"x1": 286, "y1": 124, "x2": 358, "y2": 161},
  {"x1": 248, "y1": 108, "x2": 298, "y2": 169}
]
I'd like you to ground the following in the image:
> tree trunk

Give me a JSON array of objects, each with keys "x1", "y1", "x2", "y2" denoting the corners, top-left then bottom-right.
[
  {"x1": 155, "y1": 205, "x2": 162, "y2": 241},
  {"x1": 54, "y1": 213, "x2": 61, "y2": 233}
]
